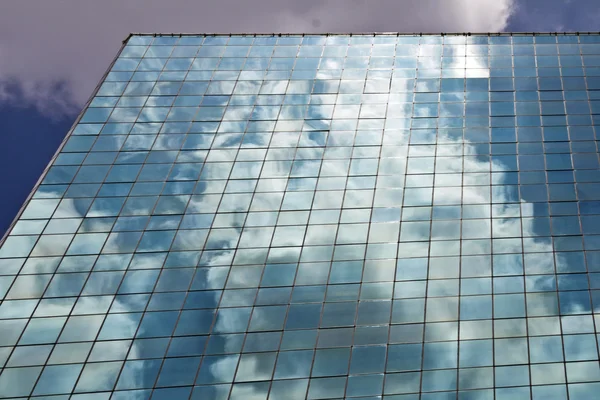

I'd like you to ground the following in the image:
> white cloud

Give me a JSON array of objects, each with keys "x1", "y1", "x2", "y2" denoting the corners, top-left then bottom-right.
[{"x1": 0, "y1": 0, "x2": 515, "y2": 115}]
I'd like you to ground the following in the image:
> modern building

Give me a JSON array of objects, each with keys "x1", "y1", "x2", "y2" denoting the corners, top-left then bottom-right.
[{"x1": 1, "y1": 32, "x2": 600, "y2": 399}]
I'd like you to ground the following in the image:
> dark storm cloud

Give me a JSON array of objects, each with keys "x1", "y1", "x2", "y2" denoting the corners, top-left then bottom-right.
[{"x1": 507, "y1": 0, "x2": 600, "y2": 31}]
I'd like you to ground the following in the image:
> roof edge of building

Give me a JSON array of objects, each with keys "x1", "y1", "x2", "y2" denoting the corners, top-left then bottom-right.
[{"x1": 126, "y1": 31, "x2": 600, "y2": 37}]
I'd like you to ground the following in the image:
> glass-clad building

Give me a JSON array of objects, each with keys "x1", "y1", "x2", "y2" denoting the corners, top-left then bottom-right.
[{"x1": 3, "y1": 32, "x2": 600, "y2": 399}]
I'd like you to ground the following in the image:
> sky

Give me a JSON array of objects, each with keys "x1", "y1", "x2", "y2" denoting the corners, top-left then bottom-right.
[{"x1": 0, "y1": 0, "x2": 598, "y2": 236}]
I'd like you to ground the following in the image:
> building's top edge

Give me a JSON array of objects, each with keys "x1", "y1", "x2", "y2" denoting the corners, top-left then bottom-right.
[{"x1": 128, "y1": 32, "x2": 600, "y2": 37}]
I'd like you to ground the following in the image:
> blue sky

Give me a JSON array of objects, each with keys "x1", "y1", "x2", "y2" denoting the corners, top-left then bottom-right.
[{"x1": 0, "y1": 0, "x2": 598, "y2": 236}]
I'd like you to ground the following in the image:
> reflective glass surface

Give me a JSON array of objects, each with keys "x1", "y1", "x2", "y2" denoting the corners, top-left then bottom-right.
[{"x1": 3, "y1": 33, "x2": 600, "y2": 398}]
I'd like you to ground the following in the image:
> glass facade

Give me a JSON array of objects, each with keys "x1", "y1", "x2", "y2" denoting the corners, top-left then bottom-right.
[{"x1": 3, "y1": 32, "x2": 600, "y2": 399}]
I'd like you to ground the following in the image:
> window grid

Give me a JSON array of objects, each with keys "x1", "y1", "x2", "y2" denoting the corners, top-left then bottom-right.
[{"x1": 2, "y1": 33, "x2": 600, "y2": 399}]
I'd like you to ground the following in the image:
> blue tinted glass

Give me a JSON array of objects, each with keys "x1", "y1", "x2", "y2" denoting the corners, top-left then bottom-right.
[{"x1": 4, "y1": 33, "x2": 600, "y2": 399}]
